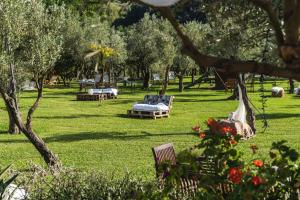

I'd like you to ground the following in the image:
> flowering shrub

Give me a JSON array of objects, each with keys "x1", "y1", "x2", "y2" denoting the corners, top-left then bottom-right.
[{"x1": 160, "y1": 118, "x2": 300, "y2": 199}]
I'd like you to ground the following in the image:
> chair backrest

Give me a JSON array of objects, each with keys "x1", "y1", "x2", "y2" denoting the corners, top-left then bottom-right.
[
  {"x1": 143, "y1": 95, "x2": 174, "y2": 107},
  {"x1": 152, "y1": 143, "x2": 176, "y2": 173}
]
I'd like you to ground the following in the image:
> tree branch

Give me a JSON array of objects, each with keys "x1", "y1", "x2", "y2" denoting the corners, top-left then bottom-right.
[
  {"x1": 283, "y1": 0, "x2": 299, "y2": 44},
  {"x1": 153, "y1": 6, "x2": 300, "y2": 80},
  {"x1": 249, "y1": 0, "x2": 284, "y2": 46},
  {"x1": 26, "y1": 78, "x2": 43, "y2": 131}
]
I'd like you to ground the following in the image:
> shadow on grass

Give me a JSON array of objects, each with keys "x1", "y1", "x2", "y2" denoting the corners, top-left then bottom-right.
[
  {"x1": 0, "y1": 131, "x2": 196, "y2": 144},
  {"x1": 0, "y1": 130, "x2": 8, "y2": 134},
  {"x1": 36, "y1": 114, "x2": 107, "y2": 119},
  {"x1": 173, "y1": 93, "x2": 220, "y2": 98},
  {"x1": 257, "y1": 113, "x2": 300, "y2": 120},
  {"x1": 174, "y1": 98, "x2": 229, "y2": 103},
  {"x1": 43, "y1": 131, "x2": 196, "y2": 142}
]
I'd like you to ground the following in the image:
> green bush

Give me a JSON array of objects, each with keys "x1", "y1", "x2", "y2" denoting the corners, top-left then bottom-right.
[{"x1": 20, "y1": 166, "x2": 188, "y2": 200}]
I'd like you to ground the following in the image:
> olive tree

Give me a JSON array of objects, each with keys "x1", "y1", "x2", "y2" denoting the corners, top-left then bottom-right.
[
  {"x1": 127, "y1": 13, "x2": 176, "y2": 89},
  {"x1": 0, "y1": 0, "x2": 28, "y2": 134},
  {"x1": 0, "y1": 0, "x2": 65, "y2": 168},
  {"x1": 138, "y1": 0, "x2": 300, "y2": 80}
]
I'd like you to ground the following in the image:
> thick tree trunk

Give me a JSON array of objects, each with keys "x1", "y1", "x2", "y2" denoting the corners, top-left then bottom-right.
[
  {"x1": 0, "y1": 82, "x2": 59, "y2": 169},
  {"x1": 7, "y1": 63, "x2": 20, "y2": 134},
  {"x1": 178, "y1": 75, "x2": 184, "y2": 92},
  {"x1": 237, "y1": 76, "x2": 256, "y2": 134},
  {"x1": 162, "y1": 65, "x2": 170, "y2": 94},
  {"x1": 142, "y1": 70, "x2": 150, "y2": 89},
  {"x1": 7, "y1": 104, "x2": 20, "y2": 134},
  {"x1": 214, "y1": 70, "x2": 228, "y2": 90}
]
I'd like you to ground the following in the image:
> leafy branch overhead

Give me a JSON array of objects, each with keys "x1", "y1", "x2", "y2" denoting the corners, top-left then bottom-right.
[{"x1": 135, "y1": 0, "x2": 300, "y2": 80}]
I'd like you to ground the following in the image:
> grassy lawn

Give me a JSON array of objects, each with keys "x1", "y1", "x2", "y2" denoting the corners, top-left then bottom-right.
[{"x1": 0, "y1": 78, "x2": 300, "y2": 180}]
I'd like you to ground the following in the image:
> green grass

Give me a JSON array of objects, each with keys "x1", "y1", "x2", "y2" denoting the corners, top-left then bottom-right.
[{"x1": 0, "y1": 78, "x2": 300, "y2": 180}]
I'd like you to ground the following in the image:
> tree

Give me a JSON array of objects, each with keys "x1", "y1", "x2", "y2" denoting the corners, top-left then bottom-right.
[
  {"x1": 84, "y1": 20, "x2": 127, "y2": 84},
  {"x1": 54, "y1": 11, "x2": 85, "y2": 87},
  {"x1": 0, "y1": 0, "x2": 29, "y2": 134},
  {"x1": 173, "y1": 54, "x2": 196, "y2": 92},
  {"x1": 0, "y1": 0, "x2": 65, "y2": 168},
  {"x1": 127, "y1": 13, "x2": 175, "y2": 89},
  {"x1": 137, "y1": 0, "x2": 300, "y2": 80}
]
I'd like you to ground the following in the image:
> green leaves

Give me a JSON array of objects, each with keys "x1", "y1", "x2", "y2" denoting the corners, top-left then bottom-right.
[{"x1": 0, "y1": 165, "x2": 18, "y2": 198}]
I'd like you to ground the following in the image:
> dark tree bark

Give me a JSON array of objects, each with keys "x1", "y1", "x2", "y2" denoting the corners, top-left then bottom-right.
[
  {"x1": 142, "y1": 70, "x2": 150, "y2": 89},
  {"x1": 162, "y1": 65, "x2": 170, "y2": 94},
  {"x1": 191, "y1": 69, "x2": 195, "y2": 83},
  {"x1": 178, "y1": 74, "x2": 184, "y2": 92},
  {"x1": 0, "y1": 79, "x2": 59, "y2": 169},
  {"x1": 237, "y1": 76, "x2": 256, "y2": 134},
  {"x1": 214, "y1": 70, "x2": 228, "y2": 90},
  {"x1": 7, "y1": 63, "x2": 20, "y2": 134},
  {"x1": 227, "y1": 87, "x2": 238, "y2": 100},
  {"x1": 153, "y1": 7, "x2": 300, "y2": 81},
  {"x1": 6, "y1": 103, "x2": 20, "y2": 134},
  {"x1": 289, "y1": 78, "x2": 295, "y2": 94}
]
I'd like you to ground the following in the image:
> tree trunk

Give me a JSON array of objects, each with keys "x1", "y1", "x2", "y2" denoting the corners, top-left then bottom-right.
[
  {"x1": 178, "y1": 75, "x2": 184, "y2": 92},
  {"x1": 191, "y1": 69, "x2": 195, "y2": 83},
  {"x1": 237, "y1": 76, "x2": 256, "y2": 134},
  {"x1": 214, "y1": 70, "x2": 228, "y2": 90},
  {"x1": 289, "y1": 78, "x2": 294, "y2": 94},
  {"x1": 7, "y1": 63, "x2": 20, "y2": 134},
  {"x1": 7, "y1": 104, "x2": 20, "y2": 134},
  {"x1": 142, "y1": 70, "x2": 150, "y2": 89},
  {"x1": 0, "y1": 82, "x2": 59, "y2": 169},
  {"x1": 162, "y1": 65, "x2": 170, "y2": 94},
  {"x1": 227, "y1": 87, "x2": 238, "y2": 100},
  {"x1": 26, "y1": 79, "x2": 43, "y2": 131}
]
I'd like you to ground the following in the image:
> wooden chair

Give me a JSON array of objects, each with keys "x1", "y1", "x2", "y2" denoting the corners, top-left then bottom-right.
[
  {"x1": 152, "y1": 143, "x2": 233, "y2": 196},
  {"x1": 152, "y1": 143, "x2": 199, "y2": 194}
]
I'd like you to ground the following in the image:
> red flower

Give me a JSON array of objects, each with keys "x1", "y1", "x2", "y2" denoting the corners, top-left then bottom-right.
[
  {"x1": 253, "y1": 160, "x2": 263, "y2": 167},
  {"x1": 219, "y1": 126, "x2": 233, "y2": 134},
  {"x1": 199, "y1": 132, "x2": 206, "y2": 139},
  {"x1": 252, "y1": 176, "x2": 263, "y2": 186},
  {"x1": 192, "y1": 124, "x2": 201, "y2": 132},
  {"x1": 207, "y1": 118, "x2": 217, "y2": 126},
  {"x1": 230, "y1": 128, "x2": 237, "y2": 136},
  {"x1": 229, "y1": 139, "x2": 237, "y2": 145},
  {"x1": 229, "y1": 167, "x2": 243, "y2": 184}
]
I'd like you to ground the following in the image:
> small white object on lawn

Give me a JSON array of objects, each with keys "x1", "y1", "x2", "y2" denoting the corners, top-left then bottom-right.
[{"x1": 2, "y1": 184, "x2": 27, "y2": 200}]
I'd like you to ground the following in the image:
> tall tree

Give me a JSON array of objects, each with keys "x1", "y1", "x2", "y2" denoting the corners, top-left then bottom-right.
[{"x1": 0, "y1": 0, "x2": 65, "y2": 168}]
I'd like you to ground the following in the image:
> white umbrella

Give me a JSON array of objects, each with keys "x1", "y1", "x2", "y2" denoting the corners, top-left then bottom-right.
[{"x1": 140, "y1": 0, "x2": 180, "y2": 7}]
